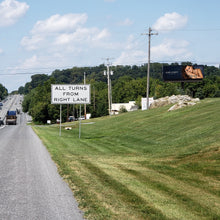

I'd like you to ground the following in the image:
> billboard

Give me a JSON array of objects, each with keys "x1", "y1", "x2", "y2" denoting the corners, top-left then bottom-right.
[
  {"x1": 51, "y1": 84, "x2": 91, "y2": 104},
  {"x1": 163, "y1": 65, "x2": 204, "y2": 82}
]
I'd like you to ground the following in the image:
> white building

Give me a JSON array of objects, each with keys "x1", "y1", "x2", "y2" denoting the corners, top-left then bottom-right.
[{"x1": 111, "y1": 101, "x2": 138, "y2": 115}]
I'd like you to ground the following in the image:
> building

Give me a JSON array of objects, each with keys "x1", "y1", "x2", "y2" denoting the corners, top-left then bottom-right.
[{"x1": 111, "y1": 101, "x2": 138, "y2": 115}]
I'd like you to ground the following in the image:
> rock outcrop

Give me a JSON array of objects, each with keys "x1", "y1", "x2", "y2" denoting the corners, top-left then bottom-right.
[{"x1": 149, "y1": 95, "x2": 200, "y2": 111}]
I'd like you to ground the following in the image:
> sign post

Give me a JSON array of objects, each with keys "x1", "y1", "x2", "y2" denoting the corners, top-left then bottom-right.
[
  {"x1": 51, "y1": 84, "x2": 91, "y2": 138},
  {"x1": 59, "y1": 104, "x2": 62, "y2": 136},
  {"x1": 79, "y1": 104, "x2": 81, "y2": 139}
]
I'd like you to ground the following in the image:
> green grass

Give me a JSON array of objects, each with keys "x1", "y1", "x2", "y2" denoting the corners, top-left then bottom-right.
[{"x1": 33, "y1": 98, "x2": 220, "y2": 220}]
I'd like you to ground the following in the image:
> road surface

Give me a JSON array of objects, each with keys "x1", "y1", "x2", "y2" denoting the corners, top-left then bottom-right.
[{"x1": 0, "y1": 95, "x2": 84, "y2": 220}]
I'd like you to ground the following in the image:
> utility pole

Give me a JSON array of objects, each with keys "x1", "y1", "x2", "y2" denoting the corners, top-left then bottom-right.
[
  {"x1": 104, "y1": 58, "x2": 113, "y2": 115},
  {"x1": 84, "y1": 72, "x2": 86, "y2": 119},
  {"x1": 93, "y1": 86, "x2": 95, "y2": 111},
  {"x1": 143, "y1": 27, "x2": 158, "y2": 109}
]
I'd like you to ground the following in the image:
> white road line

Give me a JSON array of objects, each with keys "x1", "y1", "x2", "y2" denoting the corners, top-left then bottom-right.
[{"x1": 0, "y1": 125, "x2": 6, "y2": 130}]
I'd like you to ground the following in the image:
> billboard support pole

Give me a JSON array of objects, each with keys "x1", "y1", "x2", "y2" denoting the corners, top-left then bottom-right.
[{"x1": 181, "y1": 82, "x2": 185, "y2": 91}]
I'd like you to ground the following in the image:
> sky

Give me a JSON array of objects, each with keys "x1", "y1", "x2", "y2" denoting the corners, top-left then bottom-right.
[{"x1": 1, "y1": 0, "x2": 220, "y2": 92}]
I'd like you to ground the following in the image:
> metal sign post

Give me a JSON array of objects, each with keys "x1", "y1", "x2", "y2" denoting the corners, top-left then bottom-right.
[
  {"x1": 79, "y1": 104, "x2": 81, "y2": 139},
  {"x1": 59, "y1": 104, "x2": 62, "y2": 136}
]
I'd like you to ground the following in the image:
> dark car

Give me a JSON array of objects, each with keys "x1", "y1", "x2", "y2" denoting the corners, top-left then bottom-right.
[
  {"x1": 0, "y1": 118, "x2": 4, "y2": 126},
  {"x1": 68, "y1": 116, "x2": 75, "y2": 122}
]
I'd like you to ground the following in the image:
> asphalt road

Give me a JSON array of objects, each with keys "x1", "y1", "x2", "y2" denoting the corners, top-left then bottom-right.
[{"x1": 0, "y1": 96, "x2": 84, "y2": 220}]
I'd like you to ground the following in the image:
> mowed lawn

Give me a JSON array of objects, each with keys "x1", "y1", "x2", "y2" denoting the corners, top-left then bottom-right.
[{"x1": 33, "y1": 98, "x2": 220, "y2": 220}]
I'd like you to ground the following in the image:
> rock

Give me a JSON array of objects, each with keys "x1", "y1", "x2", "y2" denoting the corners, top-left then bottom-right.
[
  {"x1": 192, "y1": 98, "x2": 200, "y2": 102},
  {"x1": 169, "y1": 95, "x2": 179, "y2": 104},
  {"x1": 168, "y1": 101, "x2": 196, "y2": 111},
  {"x1": 65, "y1": 127, "x2": 72, "y2": 130},
  {"x1": 149, "y1": 95, "x2": 200, "y2": 111},
  {"x1": 150, "y1": 97, "x2": 170, "y2": 109}
]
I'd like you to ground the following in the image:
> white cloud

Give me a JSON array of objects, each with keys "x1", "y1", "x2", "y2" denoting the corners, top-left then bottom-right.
[
  {"x1": 114, "y1": 50, "x2": 146, "y2": 66},
  {"x1": 111, "y1": 35, "x2": 193, "y2": 65},
  {"x1": 21, "y1": 35, "x2": 44, "y2": 50},
  {"x1": 114, "y1": 35, "x2": 146, "y2": 65},
  {"x1": 0, "y1": 0, "x2": 29, "y2": 27},
  {"x1": 31, "y1": 13, "x2": 88, "y2": 34},
  {"x1": 14, "y1": 54, "x2": 64, "y2": 71},
  {"x1": 118, "y1": 18, "x2": 134, "y2": 26},
  {"x1": 18, "y1": 55, "x2": 39, "y2": 69},
  {"x1": 92, "y1": 28, "x2": 110, "y2": 41},
  {"x1": 19, "y1": 13, "x2": 115, "y2": 69},
  {"x1": 152, "y1": 12, "x2": 188, "y2": 31},
  {"x1": 21, "y1": 13, "x2": 111, "y2": 52},
  {"x1": 151, "y1": 39, "x2": 192, "y2": 61},
  {"x1": 54, "y1": 27, "x2": 110, "y2": 45}
]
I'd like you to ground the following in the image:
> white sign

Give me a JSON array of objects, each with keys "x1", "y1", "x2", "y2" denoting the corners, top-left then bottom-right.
[
  {"x1": 51, "y1": 84, "x2": 91, "y2": 104},
  {"x1": 141, "y1": 97, "x2": 154, "y2": 110}
]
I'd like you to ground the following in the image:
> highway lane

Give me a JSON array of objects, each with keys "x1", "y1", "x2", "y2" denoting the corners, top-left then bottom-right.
[
  {"x1": 0, "y1": 95, "x2": 16, "y2": 123},
  {"x1": 0, "y1": 97, "x2": 84, "y2": 219}
]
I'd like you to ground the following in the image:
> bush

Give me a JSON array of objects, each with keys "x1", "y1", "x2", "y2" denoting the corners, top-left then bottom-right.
[
  {"x1": 195, "y1": 88, "x2": 205, "y2": 99},
  {"x1": 119, "y1": 106, "x2": 128, "y2": 113}
]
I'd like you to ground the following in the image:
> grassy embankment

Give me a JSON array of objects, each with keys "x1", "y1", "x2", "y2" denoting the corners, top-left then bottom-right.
[{"x1": 33, "y1": 98, "x2": 220, "y2": 220}]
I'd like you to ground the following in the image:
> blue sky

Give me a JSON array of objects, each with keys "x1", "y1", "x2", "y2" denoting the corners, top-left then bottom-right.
[{"x1": 0, "y1": 0, "x2": 220, "y2": 91}]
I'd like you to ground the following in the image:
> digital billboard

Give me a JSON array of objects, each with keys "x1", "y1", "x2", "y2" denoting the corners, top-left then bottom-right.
[{"x1": 163, "y1": 65, "x2": 204, "y2": 82}]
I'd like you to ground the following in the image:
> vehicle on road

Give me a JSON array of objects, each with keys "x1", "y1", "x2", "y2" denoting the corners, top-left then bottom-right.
[
  {"x1": 0, "y1": 117, "x2": 4, "y2": 126},
  {"x1": 6, "y1": 110, "x2": 17, "y2": 125},
  {"x1": 68, "y1": 116, "x2": 75, "y2": 122}
]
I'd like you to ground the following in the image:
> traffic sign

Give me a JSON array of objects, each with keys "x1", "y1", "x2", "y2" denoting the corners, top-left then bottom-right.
[{"x1": 51, "y1": 84, "x2": 91, "y2": 104}]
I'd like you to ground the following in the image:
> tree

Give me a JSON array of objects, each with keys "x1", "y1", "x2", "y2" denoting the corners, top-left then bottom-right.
[
  {"x1": 0, "y1": 84, "x2": 8, "y2": 100},
  {"x1": 18, "y1": 86, "x2": 25, "y2": 94},
  {"x1": 21, "y1": 63, "x2": 220, "y2": 124},
  {"x1": 154, "y1": 81, "x2": 179, "y2": 98}
]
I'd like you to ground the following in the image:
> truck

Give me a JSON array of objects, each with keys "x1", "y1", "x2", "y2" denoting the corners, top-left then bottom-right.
[{"x1": 6, "y1": 110, "x2": 17, "y2": 125}]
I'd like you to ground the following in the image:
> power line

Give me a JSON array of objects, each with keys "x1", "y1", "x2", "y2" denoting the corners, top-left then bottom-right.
[
  {"x1": 0, "y1": 65, "x2": 77, "y2": 76},
  {"x1": 0, "y1": 71, "x2": 51, "y2": 76},
  {"x1": 152, "y1": 28, "x2": 220, "y2": 32}
]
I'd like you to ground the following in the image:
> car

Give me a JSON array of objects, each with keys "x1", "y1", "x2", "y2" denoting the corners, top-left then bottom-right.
[
  {"x1": 0, "y1": 118, "x2": 4, "y2": 126},
  {"x1": 0, "y1": 102, "x2": 3, "y2": 106},
  {"x1": 68, "y1": 116, "x2": 75, "y2": 122}
]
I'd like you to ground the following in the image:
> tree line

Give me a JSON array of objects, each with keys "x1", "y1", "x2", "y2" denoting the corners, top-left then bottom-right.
[
  {"x1": 19, "y1": 63, "x2": 220, "y2": 124},
  {"x1": 0, "y1": 84, "x2": 8, "y2": 101}
]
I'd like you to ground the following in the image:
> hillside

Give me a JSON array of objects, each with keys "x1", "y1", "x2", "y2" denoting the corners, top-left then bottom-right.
[
  {"x1": 33, "y1": 98, "x2": 220, "y2": 220},
  {"x1": 21, "y1": 63, "x2": 220, "y2": 123}
]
